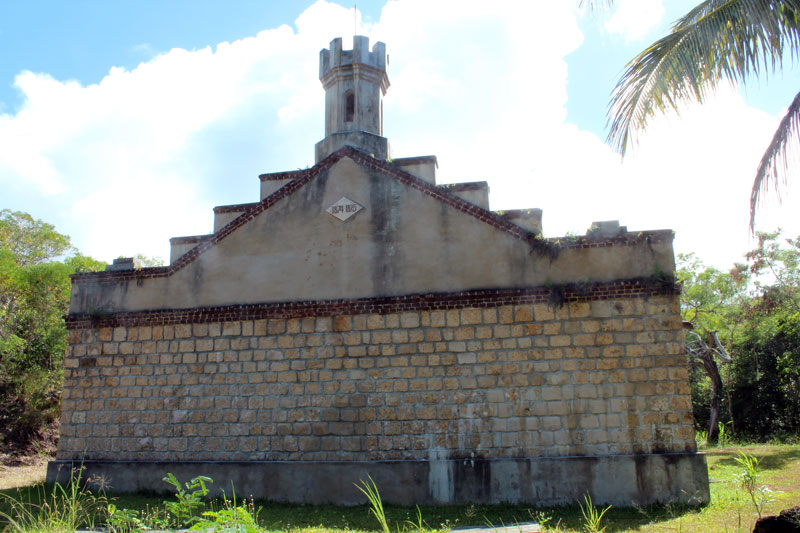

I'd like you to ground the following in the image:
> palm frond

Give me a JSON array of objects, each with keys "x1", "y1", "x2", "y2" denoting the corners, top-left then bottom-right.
[
  {"x1": 608, "y1": 0, "x2": 800, "y2": 155},
  {"x1": 750, "y1": 89, "x2": 800, "y2": 231},
  {"x1": 673, "y1": 0, "x2": 729, "y2": 30},
  {"x1": 578, "y1": 0, "x2": 614, "y2": 11}
]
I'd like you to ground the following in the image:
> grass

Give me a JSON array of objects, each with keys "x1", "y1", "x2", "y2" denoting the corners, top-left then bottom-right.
[{"x1": 1, "y1": 443, "x2": 798, "y2": 532}]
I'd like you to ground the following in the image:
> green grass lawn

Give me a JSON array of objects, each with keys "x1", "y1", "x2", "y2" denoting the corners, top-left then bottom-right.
[{"x1": 2, "y1": 444, "x2": 798, "y2": 532}]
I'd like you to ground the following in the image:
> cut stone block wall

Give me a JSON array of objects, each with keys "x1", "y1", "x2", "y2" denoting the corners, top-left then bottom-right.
[{"x1": 57, "y1": 292, "x2": 696, "y2": 463}]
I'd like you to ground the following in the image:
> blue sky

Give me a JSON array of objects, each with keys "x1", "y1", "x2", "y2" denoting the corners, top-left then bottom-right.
[{"x1": 1, "y1": 0, "x2": 798, "y2": 269}]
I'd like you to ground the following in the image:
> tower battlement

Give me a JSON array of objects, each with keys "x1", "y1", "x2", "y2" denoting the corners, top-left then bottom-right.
[
  {"x1": 319, "y1": 36, "x2": 388, "y2": 91},
  {"x1": 315, "y1": 36, "x2": 390, "y2": 162}
]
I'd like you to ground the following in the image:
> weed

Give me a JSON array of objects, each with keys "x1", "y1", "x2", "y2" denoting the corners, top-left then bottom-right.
[
  {"x1": 733, "y1": 451, "x2": 777, "y2": 519},
  {"x1": 194, "y1": 487, "x2": 262, "y2": 533},
  {"x1": 529, "y1": 509, "x2": 562, "y2": 531},
  {"x1": 465, "y1": 504, "x2": 477, "y2": 519},
  {"x1": 162, "y1": 472, "x2": 212, "y2": 528},
  {"x1": 404, "y1": 505, "x2": 429, "y2": 533},
  {"x1": 106, "y1": 503, "x2": 145, "y2": 532},
  {"x1": 0, "y1": 465, "x2": 107, "y2": 532},
  {"x1": 718, "y1": 421, "x2": 733, "y2": 447},
  {"x1": 355, "y1": 476, "x2": 390, "y2": 533},
  {"x1": 579, "y1": 493, "x2": 611, "y2": 533},
  {"x1": 696, "y1": 429, "x2": 708, "y2": 447}
]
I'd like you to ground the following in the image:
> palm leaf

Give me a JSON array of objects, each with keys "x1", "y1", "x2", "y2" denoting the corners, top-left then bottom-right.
[
  {"x1": 750, "y1": 88, "x2": 800, "y2": 230},
  {"x1": 578, "y1": 0, "x2": 614, "y2": 10},
  {"x1": 608, "y1": 0, "x2": 800, "y2": 155},
  {"x1": 673, "y1": 0, "x2": 730, "y2": 30}
]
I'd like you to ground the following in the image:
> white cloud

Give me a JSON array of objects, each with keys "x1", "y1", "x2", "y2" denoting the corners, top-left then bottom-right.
[
  {"x1": 605, "y1": 0, "x2": 665, "y2": 42},
  {"x1": 614, "y1": 88, "x2": 786, "y2": 267},
  {"x1": 0, "y1": 12, "x2": 327, "y2": 262}
]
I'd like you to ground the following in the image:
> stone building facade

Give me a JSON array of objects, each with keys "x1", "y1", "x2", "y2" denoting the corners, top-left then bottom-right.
[{"x1": 49, "y1": 36, "x2": 709, "y2": 506}]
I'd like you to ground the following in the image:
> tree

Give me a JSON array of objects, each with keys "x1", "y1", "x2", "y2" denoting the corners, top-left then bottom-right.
[
  {"x1": 678, "y1": 233, "x2": 800, "y2": 441},
  {"x1": 0, "y1": 210, "x2": 72, "y2": 265},
  {"x1": 133, "y1": 253, "x2": 166, "y2": 268},
  {"x1": 731, "y1": 231, "x2": 800, "y2": 437},
  {"x1": 685, "y1": 328, "x2": 731, "y2": 442},
  {"x1": 0, "y1": 210, "x2": 104, "y2": 452},
  {"x1": 678, "y1": 253, "x2": 747, "y2": 441},
  {"x1": 601, "y1": 0, "x2": 800, "y2": 230}
]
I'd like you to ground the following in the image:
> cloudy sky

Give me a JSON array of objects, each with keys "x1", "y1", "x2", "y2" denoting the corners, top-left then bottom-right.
[{"x1": 1, "y1": 0, "x2": 798, "y2": 269}]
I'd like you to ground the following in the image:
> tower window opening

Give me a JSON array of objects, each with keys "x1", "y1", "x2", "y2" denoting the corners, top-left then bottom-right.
[{"x1": 345, "y1": 92, "x2": 355, "y2": 123}]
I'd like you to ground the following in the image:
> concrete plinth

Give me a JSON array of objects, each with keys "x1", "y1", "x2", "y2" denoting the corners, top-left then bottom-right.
[{"x1": 47, "y1": 452, "x2": 708, "y2": 506}]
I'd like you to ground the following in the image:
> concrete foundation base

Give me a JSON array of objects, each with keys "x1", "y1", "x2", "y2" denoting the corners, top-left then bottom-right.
[{"x1": 47, "y1": 453, "x2": 708, "y2": 506}]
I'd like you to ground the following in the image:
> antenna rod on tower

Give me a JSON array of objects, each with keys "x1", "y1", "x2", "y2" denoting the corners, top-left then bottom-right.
[{"x1": 354, "y1": 4, "x2": 357, "y2": 35}]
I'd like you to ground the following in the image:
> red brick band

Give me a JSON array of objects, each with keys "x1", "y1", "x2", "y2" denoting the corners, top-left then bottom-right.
[{"x1": 66, "y1": 277, "x2": 678, "y2": 330}]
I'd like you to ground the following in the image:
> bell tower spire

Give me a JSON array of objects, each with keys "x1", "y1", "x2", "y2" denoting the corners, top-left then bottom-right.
[{"x1": 315, "y1": 36, "x2": 390, "y2": 162}]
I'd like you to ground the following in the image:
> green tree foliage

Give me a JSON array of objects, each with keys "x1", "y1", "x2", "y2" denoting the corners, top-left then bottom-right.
[
  {"x1": 729, "y1": 232, "x2": 800, "y2": 437},
  {"x1": 0, "y1": 210, "x2": 105, "y2": 451},
  {"x1": 133, "y1": 253, "x2": 165, "y2": 268},
  {"x1": 599, "y1": 0, "x2": 800, "y2": 230},
  {"x1": 679, "y1": 231, "x2": 800, "y2": 440}
]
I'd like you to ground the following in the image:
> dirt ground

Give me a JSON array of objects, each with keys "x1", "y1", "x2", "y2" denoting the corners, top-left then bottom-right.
[{"x1": 0, "y1": 455, "x2": 49, "y2": 490}]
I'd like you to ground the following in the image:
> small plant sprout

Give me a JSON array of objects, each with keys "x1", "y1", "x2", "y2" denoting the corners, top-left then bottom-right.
[
  {"x1": 529, "y1": 509, "x2": 561, "y2": 531},
  {"x1": 579, "y1": 493, "x2": 612, "y2": 533},
  {"x1": 355, "y1": 476, "x2": 390, "y2": 533},
  {"x1": 734, "y1": 451, "x2": 778, "y2": 519},
  {"x1": 404, "y1": 505, "x2": 428, "y2": 533},
  {"x1": 162, "y1": 473, "x2": 212, "y2": 527},
  {"x1": 106, "y1": 503, "x2": 144, "y2": 532},
  {"x1": 695, "y1": 429, "x2": 709, "y2": 447}
]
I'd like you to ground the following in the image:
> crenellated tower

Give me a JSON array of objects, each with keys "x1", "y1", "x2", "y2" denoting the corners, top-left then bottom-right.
[{"x1": 315, "y1": 36, "x2": 390, "y2": 162}]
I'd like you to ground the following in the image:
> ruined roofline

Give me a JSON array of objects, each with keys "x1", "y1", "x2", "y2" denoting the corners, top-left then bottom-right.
[
  {"x1": 213, "y1": 202, "x2": 260, "y2": 214},
  {"x1": 70, "y1": 146, "x2": 675, "y2": 284},
  {"x1": 439, "y1": 181, "x2": 488, "y2": 192},
  {"x1": 65, "y1": 276, "x2": 680, "y2": 329},
  {"x1": 391, "y1": 155, "x2": 438, "y2": 167},
  {"x1": 258, "y1": 170, "x2": 305, "y2": 182},
  {"x1": 169, "y1": 234, "x2": 213, "y2": 245},
  {"x1": 501, "y1": 208, "x2": 543, "y2": 217}
]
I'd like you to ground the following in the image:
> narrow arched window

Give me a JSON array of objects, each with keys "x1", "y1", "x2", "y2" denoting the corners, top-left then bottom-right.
[{"x1": 344, "y1": 91, "x2": 355, "y2": 123}]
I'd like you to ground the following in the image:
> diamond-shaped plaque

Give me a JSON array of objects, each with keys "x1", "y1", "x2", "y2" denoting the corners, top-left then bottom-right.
[{"x1": 326, "y1": 196, "x2": 364, "y2": 221}]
